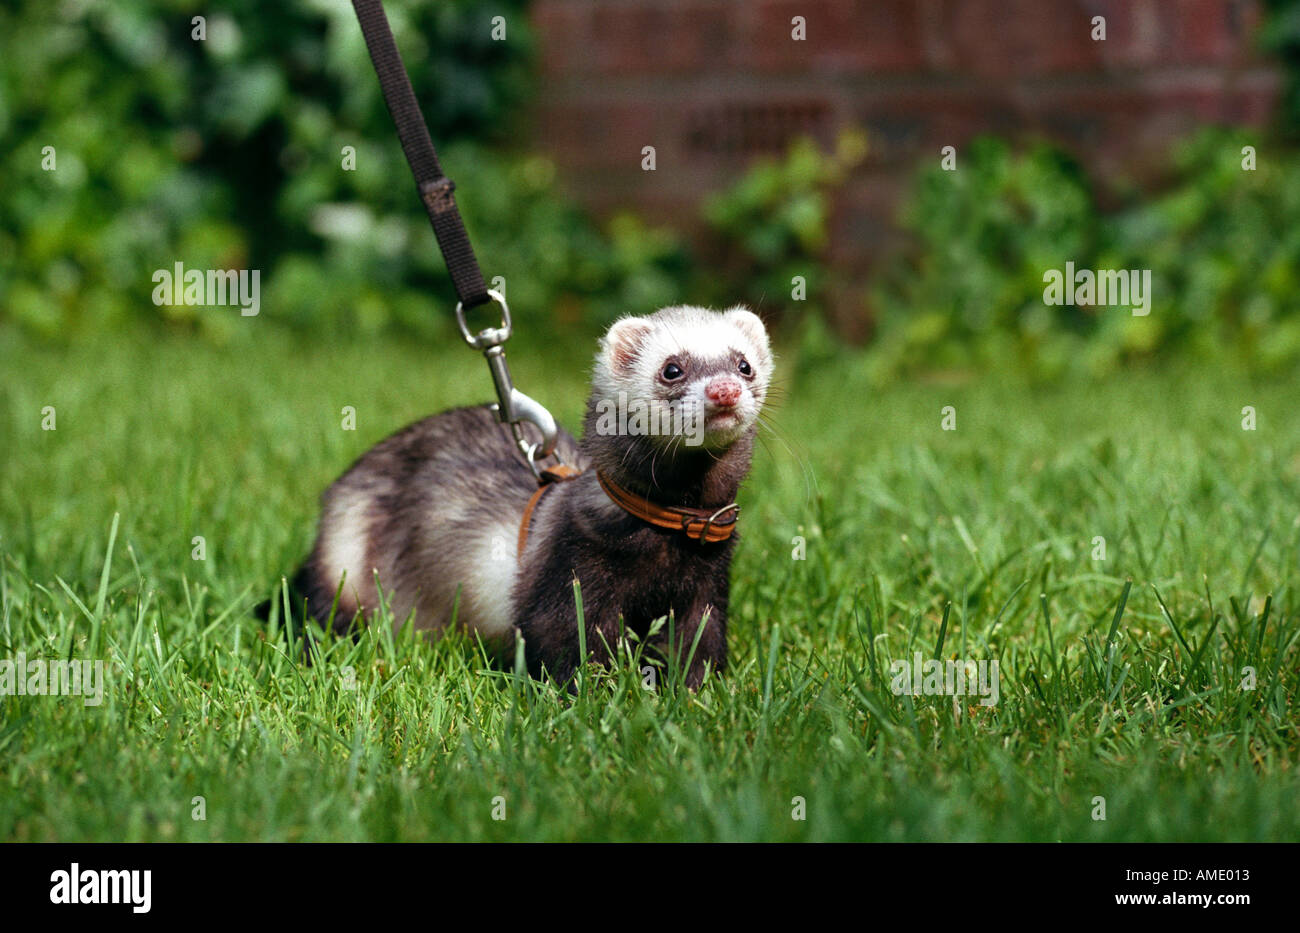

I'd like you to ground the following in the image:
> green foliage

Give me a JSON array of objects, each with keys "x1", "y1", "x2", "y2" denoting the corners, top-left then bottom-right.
[
  {"x1": 0, "y1": 0, "x2": 686, "y2": 341},
  {"x1": 1111, "y1": 130, "x2": 1300, "y2": 370},
  {"x1": 871, "y1": 130, "x2": 1300, "y2": 381},
  {"x1": 699, "y1": 130, "x2": 867, "y2": 331},
  {"x1": 1261, "y1": 0, "x2": 1300, "y2": 137},
  {"x1": 7, "y1": 0, "x2": 1298, "y2": 375},
  {"x1": 870, "y1": 138, "x2": 1098, "y2": 380},
  {"x1": 268, "y1": 143, "x2": 690, "y2": 342}
]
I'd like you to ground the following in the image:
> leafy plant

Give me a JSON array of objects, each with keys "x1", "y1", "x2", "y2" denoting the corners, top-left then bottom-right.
[
  {"x1": 869, "y1": 130, "x2": 1300, "y2": 382},
  {"x1": 1261, "y1": 0, "x2": 1300, "y2": 137},
  {"x1": 0, "y1": 0, "x2": 689, "y2": 341},
  {"x1": 698, "y1": 130, "x2": 867, "y2": 334}
]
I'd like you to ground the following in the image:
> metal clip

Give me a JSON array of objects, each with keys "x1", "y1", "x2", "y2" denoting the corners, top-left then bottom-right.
[{"x1": 455, "y1": 289, "x2": 562, "y2": 477}]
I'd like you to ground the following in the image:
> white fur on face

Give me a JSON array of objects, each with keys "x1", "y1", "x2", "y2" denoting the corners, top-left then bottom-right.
[{"x1": 593, "y1": 305, "x2": 771, "y2": 450}]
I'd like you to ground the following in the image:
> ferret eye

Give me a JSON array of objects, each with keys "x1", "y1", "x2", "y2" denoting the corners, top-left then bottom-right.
[
  {"x1": 737, "y1": 358, "x2": 753, "y2": 377},
  {"x1": 661, "y1": 362, "x2": 684, "y2": 381}
]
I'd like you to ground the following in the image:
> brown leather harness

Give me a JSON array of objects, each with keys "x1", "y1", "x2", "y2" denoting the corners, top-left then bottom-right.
[
  {"x1": 516, "y1": 466, "x2": 740, "y2": 558},
  {"x1": 516, "y1": 464, "x2": 584, "y2": 558}
]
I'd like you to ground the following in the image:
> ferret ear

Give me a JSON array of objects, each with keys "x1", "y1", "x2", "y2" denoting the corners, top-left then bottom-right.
[
  {"x1": 725, "y1": 306, "x2": 770, "y2": 365},
  {"x1": 602, "y1": 316, "x2": 655, "y2": 373}
]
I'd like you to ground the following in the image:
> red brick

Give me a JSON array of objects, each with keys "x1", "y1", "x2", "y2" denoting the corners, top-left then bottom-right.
[
  {"x1": 541, "y1": 1, "x2": 739, "y2": 76},
  {"x1": 1103, "y1": 0, "x2": 1270, "y2": 68},
  {"x1": 531, "y1": 1, "x2": 594, "y2": 77},
  {"x1": 535, "y1": 100, "x2": 667, "y2": 169},
  {"x1": 526, "y1": 0, "x2": 1285, "y2": 335},
  {"x1": 928, "y1": 0, "x2": 1106, "y2": 77},
  {"x1": 845, "y1": 87, "x2": 1025, "y2": 166},
  {"x1": 749, "y1": 0, "x2": 927, "y2": 74}
]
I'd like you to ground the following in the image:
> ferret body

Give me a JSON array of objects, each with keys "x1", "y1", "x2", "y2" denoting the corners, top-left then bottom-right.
[{"x1": 290, "y1": 305, "x2": 771, "y2": 686}]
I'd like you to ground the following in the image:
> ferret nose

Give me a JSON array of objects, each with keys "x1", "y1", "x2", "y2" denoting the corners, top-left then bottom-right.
[{"x1": 705, "y1": 377, "x2": 742, "y2": 407}]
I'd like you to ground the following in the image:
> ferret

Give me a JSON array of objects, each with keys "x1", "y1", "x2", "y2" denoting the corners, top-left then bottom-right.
[{"x1": 285, "y1": 305, "x2": 771, "y2": 687}]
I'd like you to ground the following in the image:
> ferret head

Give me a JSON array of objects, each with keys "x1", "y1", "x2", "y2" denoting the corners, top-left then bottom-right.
[{"x1": 591, "y1": 305, "x2": 772, "y2": 452}]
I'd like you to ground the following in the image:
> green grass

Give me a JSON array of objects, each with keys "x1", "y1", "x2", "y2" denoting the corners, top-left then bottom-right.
[{"x1": 2, "y1": 324, "x2": 1298, "y2": 841}]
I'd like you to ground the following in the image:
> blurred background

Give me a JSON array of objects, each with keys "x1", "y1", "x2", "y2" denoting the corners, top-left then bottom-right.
[{"x1": 2, "y1": 0, "x2": 1300, "y2": 382}]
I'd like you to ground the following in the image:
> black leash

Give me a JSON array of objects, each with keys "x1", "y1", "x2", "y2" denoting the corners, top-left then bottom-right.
[
  {"x1": 351, "y1": 0, "x2": 489, "y2": 310},
  {"x1": 349, "y1": 0, "x2": 566, "y2": 475}
]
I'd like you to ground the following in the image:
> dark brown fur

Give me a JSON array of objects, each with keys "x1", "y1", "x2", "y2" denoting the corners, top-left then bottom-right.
[{"x1": 281, "y1": 306, "x2": 768, "y2": 688}]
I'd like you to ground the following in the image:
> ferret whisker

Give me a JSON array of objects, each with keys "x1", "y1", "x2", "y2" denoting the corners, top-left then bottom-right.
[{"x1": 754, "y1": 413, "x2": 818, "y2": 502}]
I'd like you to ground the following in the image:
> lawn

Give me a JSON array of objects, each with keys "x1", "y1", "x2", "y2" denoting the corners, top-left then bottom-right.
[{"x1": 1, "y1": 323, "x2": 1297, "y2": 842}]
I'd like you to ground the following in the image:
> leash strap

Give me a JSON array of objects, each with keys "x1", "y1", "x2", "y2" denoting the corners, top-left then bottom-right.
[{"x1": 351, "y1": 0, "x2": 490, "y2": 309}]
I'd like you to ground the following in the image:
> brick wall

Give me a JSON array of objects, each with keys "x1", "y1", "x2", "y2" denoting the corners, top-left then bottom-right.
[{"x1": 528, "y1": 0, "x2": 1282, "y2": 331}]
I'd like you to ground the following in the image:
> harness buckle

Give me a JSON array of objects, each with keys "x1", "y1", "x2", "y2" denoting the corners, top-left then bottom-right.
[{"x1": 696, "y1": 503, "x2": 740, "y2": 543}]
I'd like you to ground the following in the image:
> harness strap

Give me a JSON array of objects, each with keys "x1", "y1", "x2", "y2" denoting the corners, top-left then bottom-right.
[
  {"x1": 351, "y1": 0, "x2": 490, "y2": 309},
  {"x1": 517, "y1": 464, "x2": 584, "y2": 558}
]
